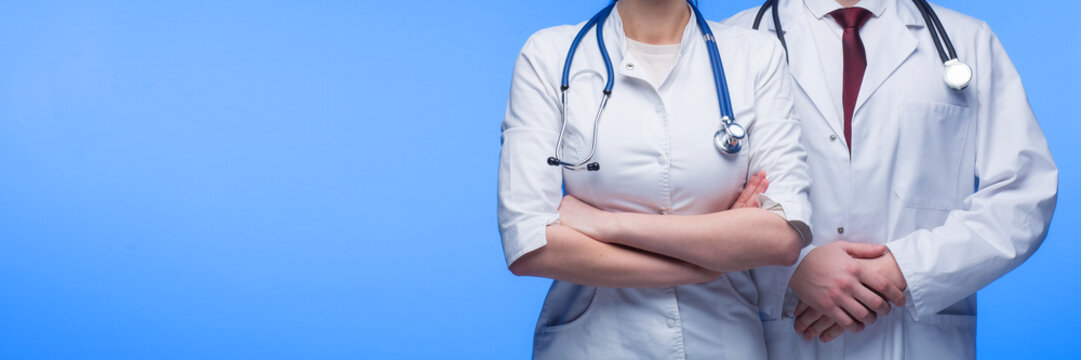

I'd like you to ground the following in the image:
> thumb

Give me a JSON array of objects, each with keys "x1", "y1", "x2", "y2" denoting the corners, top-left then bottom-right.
[{"x1": 840, "y1": 242, "x2": 887, "y2": 258}]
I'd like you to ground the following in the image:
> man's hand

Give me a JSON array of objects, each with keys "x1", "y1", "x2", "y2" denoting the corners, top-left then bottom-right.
[
  {"x1": 794, "y1": 250, "x2": 908, "y2": 341},
  {"x1": 858, "y1": 250, "x2": 907, "y2": 291},
  {"x1": 794, "y1": 301, "x2": 855, "y2": 342},
  {"x1": 789, "y1": 242, "x2": 907, "y2": 333}
]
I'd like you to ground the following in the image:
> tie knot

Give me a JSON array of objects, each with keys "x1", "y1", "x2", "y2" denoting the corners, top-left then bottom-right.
[{"x1": 829, "y1": 7, "x2": 873, "y2": 30}]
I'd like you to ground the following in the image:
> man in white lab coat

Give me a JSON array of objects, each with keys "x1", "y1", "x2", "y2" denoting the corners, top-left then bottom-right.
[{"x1": 725, "y1": 0, "x2": 1057, "y2": 358}]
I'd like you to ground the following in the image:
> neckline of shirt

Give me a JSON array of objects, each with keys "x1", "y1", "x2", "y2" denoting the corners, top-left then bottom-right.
[
  {"x1": 608, "y1": 2, "x2": 701, "y2": 57},
  {"x1": 804, "y1": 0, "x2": 888, "y2": 19},
  {"x1": 625, "y1": 38, "x2": 682, "y2": 55}
]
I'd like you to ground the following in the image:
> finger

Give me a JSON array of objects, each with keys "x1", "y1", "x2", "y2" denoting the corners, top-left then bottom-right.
[
  {"x1": 859, "y1": 270, "x2": 907, "y2": 307},
  {"x1": 794, "y1": 306, "x2": 822, "y2": 334},
  {"x1": 795, "y1": 301, "x2": 810, "y2": 318},
  {"x1": 838, "y1": 296, "x2": 873, "y2": 330},
  {"x1": 755, "y1": 173, "x2": 770, "y2": 195},
  {"x1": 801, "y1": 316, "x2": 829, "y2": 340},
  {"x1": 853, "y1": 285, "x2": 890, "y2": 316},
  {"x1": 806, "y1": 315, "x2": 835, "y2": 339},
  {"x1": 819, "y1": 324, "x2": 845, "y2": 343},
  {"x1": 823, "y1": 303, "x2": 860, "y2": 332},
  {"x1": 750, "y1": 177, "x2": 769, "y2": 207},
  {"x1": 734, "y1": 172, "x2": 762, "y2": 208},
  {"x1": 839, "y1": 242, "x2": 888, "y2": 258}
]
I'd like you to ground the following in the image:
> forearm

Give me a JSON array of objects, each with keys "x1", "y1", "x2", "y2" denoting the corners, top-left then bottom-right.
[
  {"x1": 602, "y1": 208, "x2": 801, "y2": 272},
  {"x1": 509, "y1": 224, "x2": 722, "y2": 288}
]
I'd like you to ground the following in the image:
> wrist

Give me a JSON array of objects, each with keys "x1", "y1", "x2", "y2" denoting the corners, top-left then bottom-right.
[
  {"x1": 595, "y1": 211, "x2": 623, "y2": 243},
  {"x1": 882, "y1": 250, "x2": 908, "y2": 290}
]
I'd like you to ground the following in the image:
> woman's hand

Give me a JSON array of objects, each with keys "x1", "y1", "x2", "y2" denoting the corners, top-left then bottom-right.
[
  {"x1": 558, "y1": 171, "x2": 770, "y2": 243},
  {"x1": 732, "y1": 171, "x2": 769, "y2": 209},
  {"x1": 557, "y1": 195, "x2": 614, "y2": 242}
]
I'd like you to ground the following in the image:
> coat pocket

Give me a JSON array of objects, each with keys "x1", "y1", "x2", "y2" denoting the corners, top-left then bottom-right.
[
  {"x1": 761, "y1": 318, "x2": 801, "y2": 360},
  {"x1": 532, "y1": 286, "x2": 606, "y2": 360},
  {"x1": 901, "y1": 313, "x2": 976, "y2": 359},
  {"x1": 895, "y1": 101, "x2": 974, "y2": 210}
]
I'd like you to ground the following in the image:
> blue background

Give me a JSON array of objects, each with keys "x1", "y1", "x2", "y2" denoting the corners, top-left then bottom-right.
[{"x1": 0, "y1": 1, "x2": 1076, "y2": 358}]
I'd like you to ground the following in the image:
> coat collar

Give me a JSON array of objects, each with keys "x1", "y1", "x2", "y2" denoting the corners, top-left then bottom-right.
[
  {"x1": 760, "y1": 0, "x2": 924, "y2": 136},
  {"x1": 762, "y1": 0, "x2": 846, "y2": 137}
]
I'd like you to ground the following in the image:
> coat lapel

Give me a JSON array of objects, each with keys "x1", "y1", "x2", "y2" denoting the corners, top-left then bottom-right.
[
  {"x1": 853, "y1": 0, "x2": 920, "y2": 115},
  {"x1": 765, "y1": 2, "x2": 846, "y2": 140}
]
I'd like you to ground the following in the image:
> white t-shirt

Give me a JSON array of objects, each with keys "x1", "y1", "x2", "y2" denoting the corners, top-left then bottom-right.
[{"x1": 625, "y1": 38, "x2": 681, "y2": 88}]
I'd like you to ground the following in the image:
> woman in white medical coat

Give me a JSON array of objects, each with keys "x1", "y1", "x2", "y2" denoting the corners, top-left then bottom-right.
[{"x1": 496, "y1": 1, "x2": 885, "y2": 358}]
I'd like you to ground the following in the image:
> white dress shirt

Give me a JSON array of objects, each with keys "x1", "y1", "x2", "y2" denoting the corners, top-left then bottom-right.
[
  {"x1": 804, "y1": 0, "x2": 887, "y2": 122},
  {"x1": 498, "y1": 6, "x2": 813, "y2": 360}
]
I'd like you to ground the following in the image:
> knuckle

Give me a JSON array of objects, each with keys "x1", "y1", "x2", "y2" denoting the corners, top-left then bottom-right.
[{"x1": 844, "y1": 262, "x2": 861, "y2": 275}]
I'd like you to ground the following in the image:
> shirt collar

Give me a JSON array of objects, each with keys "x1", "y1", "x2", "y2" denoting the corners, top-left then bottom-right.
[{"x1": 803, "y1": 0, "x2": 887, "y2": 19}]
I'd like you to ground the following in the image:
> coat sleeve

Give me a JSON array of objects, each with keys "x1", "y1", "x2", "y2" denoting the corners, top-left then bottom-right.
[
  {"x1": 884, "y1": 23, "x2": 1058, "y2": 320},
  {"x1": 746, "y1": 36, "x2": 814, "y2": 321},
  {"x1": 497, "y1": 33, "x2": 566, "y2": 267}
]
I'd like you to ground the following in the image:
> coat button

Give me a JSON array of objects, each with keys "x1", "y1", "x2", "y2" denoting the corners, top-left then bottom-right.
[
  {"x1": 625, "y1": 63, "x2": 635, "y2": 70},
  {"x1": 657, "y1": 155, "x2": 667, "y2": 165},
  {"x1": 666, "y1": 318, "x2": 676, "y2": 328},
  {"x1": 837, "y1": 227, "x2": 845, "y2": 234},
  {"x1": 829, "y1": 134, "x2": 838, "y2": 142}
]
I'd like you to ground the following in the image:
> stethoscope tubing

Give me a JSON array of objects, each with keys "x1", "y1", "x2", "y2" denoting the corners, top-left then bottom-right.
[
  {"x1": 689, "y1": 2, "x2": 736, "y2": 120},
  {"x1": 551, "y1": 2, "x2": 617, "y2": 171},
  {"x1": 754, "y1": 0, "x2": 959, "y2": 63},
  {"x1": 561, "y1": 3, "x2": 616, "y2": 93},
  {"x1": 549, "y1": 0, "x2": 743, "y2": 171}
]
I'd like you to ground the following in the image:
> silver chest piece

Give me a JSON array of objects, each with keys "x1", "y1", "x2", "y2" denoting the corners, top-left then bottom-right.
[
  {"x1": 943, "y1": 59, "x2": 973, "y2": 90},
  {"x1": 714, "y1": 118, "x2": 746, "y2": 155}
]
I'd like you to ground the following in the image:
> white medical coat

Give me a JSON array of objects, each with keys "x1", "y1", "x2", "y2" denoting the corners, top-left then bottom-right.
[
  {"x1": 498, "y1": 8, "x2": 813, "y2": 360},
  {"x1": 724, "y1": 0, "x2": 1058, "y2": 359}
]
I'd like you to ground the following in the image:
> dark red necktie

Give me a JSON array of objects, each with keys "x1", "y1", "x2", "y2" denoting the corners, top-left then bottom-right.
[{"x1": 830, "y1": 7, "x2": 872, "y2": 154}]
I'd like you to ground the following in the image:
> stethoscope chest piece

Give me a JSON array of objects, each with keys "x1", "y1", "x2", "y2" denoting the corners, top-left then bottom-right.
[
  {"x1": 714, "y1": 117, "x2": 746, "y2": 155},
  {"x1": 943, "y1": 59, "x2": 972, "y2": 90}
]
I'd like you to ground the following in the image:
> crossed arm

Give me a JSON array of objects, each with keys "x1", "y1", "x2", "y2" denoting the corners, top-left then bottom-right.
[
  {"x1": 509, "y1": 170, "x2": 907, "y2": 341},
  {"x1": 510, "y1": 172, "x2": 803, "y2": 288}
]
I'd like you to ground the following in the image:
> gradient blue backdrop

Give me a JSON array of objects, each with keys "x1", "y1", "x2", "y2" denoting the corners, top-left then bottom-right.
[{"x1": 0, "y1": 1, "x2": 1076, "y2": 358}]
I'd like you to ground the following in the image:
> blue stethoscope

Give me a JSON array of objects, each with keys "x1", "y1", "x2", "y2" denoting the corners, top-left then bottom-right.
[
  {"x1": 547, "y1": 0, "x2": 745, "y2": 172},
  {"x1": 752, "y1": 0, "x2": 972, "y2": 90}
]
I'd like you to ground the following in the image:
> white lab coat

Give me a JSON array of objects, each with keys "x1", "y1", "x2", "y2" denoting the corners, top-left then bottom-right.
[
  {"x1": 724, "y1": 0, "x2": 1058, "y2": 359},
  {"x1": 498, "y1": 7, "x2": 813, "y2": 360}
]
